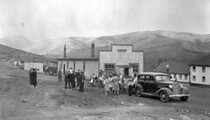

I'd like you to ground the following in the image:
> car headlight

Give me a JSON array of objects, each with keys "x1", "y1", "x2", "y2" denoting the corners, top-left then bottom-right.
[
  {"x1": 169, "y1": 85, "x2": 173, "y2": 89},
  {"x1": 180, "y1": 84, "x2": 183, "y2": 88}
]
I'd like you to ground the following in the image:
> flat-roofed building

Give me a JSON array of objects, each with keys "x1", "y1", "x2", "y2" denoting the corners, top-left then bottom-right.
[{"x1": 58, "y1": 44, "x2": 144, "y2": 78}]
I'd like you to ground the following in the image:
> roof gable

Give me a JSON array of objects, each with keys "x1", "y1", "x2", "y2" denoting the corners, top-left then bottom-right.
[{"x1": 153, "y1": 62, "x2": 190, "y2": 74}]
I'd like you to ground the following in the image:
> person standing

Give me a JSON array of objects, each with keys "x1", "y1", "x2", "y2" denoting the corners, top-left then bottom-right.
[
  {"x1": 76, "y1": 69, "x2": 81, "y2": 87},
  {"x1": 108, "y1": 75, "x2": 114, "y2": 94},
  {"x1": 58, "y1": 69, "x2": 62, "y2": 82},
  {"x1": 64, "y1": 70, "x2": 69, "y2": 89},
  {"x1": 113, "y1": 74, "x2": 120, "y2": 95},
  {"x1": 104, "y1": 76, "x2": 109, "y2": 95},
  {"x1": 68, "y1": 68, "x2": 75, "y2": 89},
  {"x1": 29, "y1": 68, "x2": 37, "y2": 88},
  {"x1": 79, "y1": 72, "x2": 85, "y2": 92}
]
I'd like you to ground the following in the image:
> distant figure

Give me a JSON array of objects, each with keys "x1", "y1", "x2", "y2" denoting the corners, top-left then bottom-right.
[
  {"x1": 79, "y1": 72, "x2": 85, "y2": 92},
  {"x1": 76, "y1": 69, "x2": 81, "y2": 87},
  {"x1": 58, "y1": 70, "x2": 62, "y2": 82},
  {"x1": 67, "y1": 68, "x2": 75, "y2": 89},
  {"x1": 64, "y1": 70, "x2": 70, "y2": 89},
  {"x1": 29, "y1": 68, "x2": 37, "y2": 88},
  {"x1": 104, "y1": 76, "x2": 109, "y2": 95}
]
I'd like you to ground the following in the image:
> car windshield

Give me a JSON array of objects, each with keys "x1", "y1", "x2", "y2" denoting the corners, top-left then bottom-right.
[{"x1": 155, "y1": 75, "x2": 170, "y2": 82}]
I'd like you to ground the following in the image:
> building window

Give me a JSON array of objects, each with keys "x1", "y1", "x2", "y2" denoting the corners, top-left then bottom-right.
[
  {"x1": 192, "y1": 66, "x2": 196, "y2": 72},
  {"x1": 192, "y1": 75, "x2": 196, "y2": 81},
  {"x1": 130, "y1": 64, "x2": 139, "y2": 75},
  {"x1": 179, "y1": 74, "x2": 182, "y2": 80},
  {"x1": 104, "y1": 64, "x2": 115, "y2": 75},
  {"x1": 202, "y1": 67, "x2": 206, "y2": 72},
  {"x1": 83, "y1": 61, "x2": 85, "y2": 72},
  {"x1": 202, "y1": 76, "x2": 206, "y2": 82},
  {"x1": 185, "y1": 75, "x2": 188, "y2": 80},
  {"x1": 117, "y1": 49, "x2": 127, "y2": 52}
]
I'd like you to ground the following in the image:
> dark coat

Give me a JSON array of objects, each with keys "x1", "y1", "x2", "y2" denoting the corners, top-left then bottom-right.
[
  {"x1": 67, "y1": 73, "x2": 75, "y2": 81},
  {"x1": 30, "y1": 70, "x2": 37, "y2": 86}
]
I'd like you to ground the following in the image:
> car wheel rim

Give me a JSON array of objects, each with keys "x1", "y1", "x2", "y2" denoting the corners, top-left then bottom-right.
[
  {"x1": 137, "y1": 89, "x2": 141, "y2": 95},
  {"x1": 161, "y1": 92, "x2": 167, "y2": 101}
]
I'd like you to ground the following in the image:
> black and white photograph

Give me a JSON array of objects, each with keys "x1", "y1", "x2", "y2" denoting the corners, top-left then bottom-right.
[{"x1": 0, "y1": 0, "x2": 210, "y2": 120}]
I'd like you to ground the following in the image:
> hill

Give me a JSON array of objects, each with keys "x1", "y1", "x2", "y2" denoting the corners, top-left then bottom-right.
[
  {"x1": 1, "y1": 30, "x2": 210, "y2": 71},
  {"x1": 0, "y1": 44, "x2": 53, "y2": 63}
]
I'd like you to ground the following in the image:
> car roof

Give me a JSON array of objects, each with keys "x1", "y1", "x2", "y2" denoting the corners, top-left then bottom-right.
[{"x1": 139, "y1": 72, "x2": 169, "y2": 76}]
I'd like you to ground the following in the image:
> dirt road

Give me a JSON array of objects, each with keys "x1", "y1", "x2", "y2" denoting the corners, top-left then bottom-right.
[{"x1": 0, "y1": 62, "x2": 210, "y2": 120}]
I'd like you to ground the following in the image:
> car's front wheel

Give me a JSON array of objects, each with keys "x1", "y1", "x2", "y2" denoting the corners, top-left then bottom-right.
[
  {"x1": 159, "y1": 91, "x2": 169, "y2": 103},
  {"x1": 135, "y1": 87, "x2": 143, "y2": 97},
  {"x1": 180, "y1": 96, "x2": 189, "y2": 102}
]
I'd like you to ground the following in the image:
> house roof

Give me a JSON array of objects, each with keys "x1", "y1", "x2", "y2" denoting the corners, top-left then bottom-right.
[
  {"x1": 58, "y1": 44, "x2": 143, "y2": 61},
  {"x1": 153, "y1": 62, "x2": 190, "y2": 74},
  {"x1": 189, "y1": 54, "x2": 210, "y2": 66},
  {"x1": 58, "y1": 46, "x2": 111, "y2": 60}
]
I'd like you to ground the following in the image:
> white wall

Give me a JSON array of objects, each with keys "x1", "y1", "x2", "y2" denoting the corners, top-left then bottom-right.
[
  {"x1": 190, "y1": 66, "x2": 210, "y2": 85},
  {"x1": 85, "y1": 61, "x2": 99, "y2": 78},
  {"x1": 99, "y1": 45, "x2": 143, "y2": 75},
  {"x1": 58, "y1": 60, "x2": 98, "y2": 79},
  {"x1": 24, "y1": 63, "x2": 44, "y2": 73},
  {"x1": 170, "y1": 73, "x2": 189, "y2": 83}
]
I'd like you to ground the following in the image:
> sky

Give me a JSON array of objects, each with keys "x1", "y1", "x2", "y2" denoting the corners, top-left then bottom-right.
[{"x1": 0, "y1": 0, "x2": 210, "y2": 41}]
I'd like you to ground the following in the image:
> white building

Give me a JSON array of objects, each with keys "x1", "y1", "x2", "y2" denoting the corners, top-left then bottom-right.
[
  {"x1": 24, "y1": 62, "x2": 44, "y2": 73},
  {"x1": 58, "y1": 44, "x2": 144, "y2": 78},
  {"x1": 153, "y1": 62, "x2": 190, "y2": 83},
  {"x1": 189, "y1": 55, "x2": 210, "y2": 86}
]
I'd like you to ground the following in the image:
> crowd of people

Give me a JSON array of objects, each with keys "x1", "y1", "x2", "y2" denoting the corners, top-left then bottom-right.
[
  {"x1": 89, "y1": 71, "x2": 138, "y2": 96},
  {"x1": 29, "y1": 67, "x2": 138, "y2": 95},
  {"x1": 58, "y1": 67, "x2": 85, "y2": 92}
]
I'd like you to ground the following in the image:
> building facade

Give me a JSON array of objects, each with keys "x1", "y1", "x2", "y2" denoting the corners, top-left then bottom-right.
[
  {"x1": 189, "y1": 55, "x2": 210, "y2": 86},
  {"x1": 99, "y1": 44, "x2": 143, "y2": 76},
  {"x1": 24, "y1": 62, "x2": 44, "y2": 73},
  {"x1": 58, "y1": 44, "x2": 144, "y2": 78},
  {"x1": 190, "y1": 66, "x2": 210, "y2": 85}
]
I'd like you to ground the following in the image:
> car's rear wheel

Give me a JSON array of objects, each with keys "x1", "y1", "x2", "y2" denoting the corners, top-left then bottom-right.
[
  {"x1": 135, "y1": 87, "x2": 143, "y2": 97},
  {"x1": 159, "y1": 91, "x2": 169, "y2": 103},
  {"x1": 180, "y1": 96, "x2": 189, "y2": 102}
]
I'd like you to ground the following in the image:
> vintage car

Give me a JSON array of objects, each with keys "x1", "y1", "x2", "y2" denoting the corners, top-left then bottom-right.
[{"x1": 134, "y1": 72, "x2": 190, "y2": 102}]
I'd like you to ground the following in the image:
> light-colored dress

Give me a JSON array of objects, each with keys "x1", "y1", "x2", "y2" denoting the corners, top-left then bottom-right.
[
  {"x1": 108, "y1": 77, "x2": 114, "y2": 88},
  {"x1": 113, "y1": 76, "x2": 119, "y2": 91},
  {"x1": 104, "y1": 79, "x2": 110, "y2": 91}
]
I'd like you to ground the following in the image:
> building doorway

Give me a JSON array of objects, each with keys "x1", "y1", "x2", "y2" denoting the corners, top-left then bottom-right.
[{"x1": 124, "y1": 68, "x2": 129, "y2": 76}]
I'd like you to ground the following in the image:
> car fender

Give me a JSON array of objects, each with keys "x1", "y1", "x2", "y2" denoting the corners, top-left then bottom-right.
[
  {"x1": 181, "y1": 86, "x2": 190, "y2": 94},
  {"x1": 155, "y1": 87, "x2": 173, "y2": 96},
  {"x1": 135, "y1": 84, "x2": 143, "y2": 90}
]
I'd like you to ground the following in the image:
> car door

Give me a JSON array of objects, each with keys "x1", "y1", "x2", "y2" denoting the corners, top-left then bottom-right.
[
  {"x1": 145, "y1": 75, "x2": 157, "y2": 93},
  {"x1": 138, "y1": 75, "x2": 146, "y2": 92}
]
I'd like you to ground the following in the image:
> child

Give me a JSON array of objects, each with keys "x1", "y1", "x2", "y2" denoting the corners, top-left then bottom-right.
[
  {"x1": 104, "y1": 76, "x2": 109, "y2": 95},
  {"x1": 108, "y1": 76, "x2": 113, "y2": 94}
]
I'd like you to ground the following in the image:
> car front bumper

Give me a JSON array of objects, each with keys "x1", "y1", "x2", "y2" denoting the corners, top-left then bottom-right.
[{"x1": 169, "y1": 94, "x2": 190, "y2": 98}]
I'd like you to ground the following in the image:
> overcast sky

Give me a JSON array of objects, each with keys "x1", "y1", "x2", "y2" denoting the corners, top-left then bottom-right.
[{"x1": 0, "y1": 0, "x2": 210, "y2": 40}]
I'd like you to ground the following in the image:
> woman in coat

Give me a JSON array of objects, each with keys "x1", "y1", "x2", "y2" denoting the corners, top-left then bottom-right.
[{"x1": 30, "y1": 68, "x2": 37, "y2": 88}]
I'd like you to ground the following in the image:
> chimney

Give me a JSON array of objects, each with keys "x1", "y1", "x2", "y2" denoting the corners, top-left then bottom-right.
[
  {"x1": 91, "y1": 43, "x2": 95, "y2": 57},
  {"x1": 64, "y1": 44, "x2": 67, "y2": 58}
]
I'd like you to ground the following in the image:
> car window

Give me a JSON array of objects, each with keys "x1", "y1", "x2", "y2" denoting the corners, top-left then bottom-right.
[
  {"x1": 138, "y1": 75, "x2": 145, "y2": 81},
  {"x1": 155, "y1": 75, "x2": 170, "y2": 82},
  {"x1": 145, "y1": 75, "x2": 154, "y2": 82}
]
